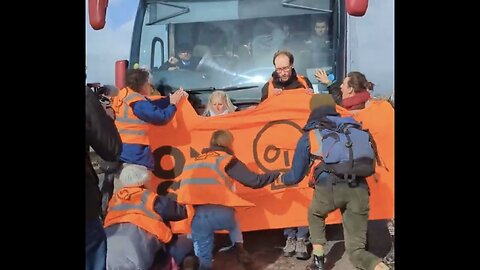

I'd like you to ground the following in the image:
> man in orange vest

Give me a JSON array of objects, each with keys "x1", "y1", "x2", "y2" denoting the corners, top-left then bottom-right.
[
  {"x1": 104, "y1": 164, "x2": 196, "y2": 270},
  {"x1": 260, "y1": 50, "x2": 314, "y2": 102},
  {"x1": 103, "y1": 68, "x2": 188, "y2": 217},
  {"x1": 171, "y1": 130, "x2": 281, "y2": 270},
  {"x1": 260, "y1": 50, "x2": 314, "y2": 260}
]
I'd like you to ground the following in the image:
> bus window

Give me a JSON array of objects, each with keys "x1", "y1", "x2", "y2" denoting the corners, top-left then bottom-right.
[{"x1": 151, "y1": 37, "x2": 164, "y2": 69}]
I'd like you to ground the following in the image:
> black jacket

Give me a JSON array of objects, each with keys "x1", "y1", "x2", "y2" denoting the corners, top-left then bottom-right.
[
  {"x1": 326, "y1": 81, "x2": 342, "y2": 105},
  {"x1": 260, "y1": 68, "x2": 313, "y2": 101},
  {"x1": 203, "y1": 146, "x2": 280, "y2": 189},
  {"x1": 85, "y1": 86, "x2": 122, "y2": 221}
]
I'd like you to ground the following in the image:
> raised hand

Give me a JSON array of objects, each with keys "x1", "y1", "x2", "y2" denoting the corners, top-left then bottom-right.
[{"x1": 314, "y1": 69, "x2": 330, "y2": 85}]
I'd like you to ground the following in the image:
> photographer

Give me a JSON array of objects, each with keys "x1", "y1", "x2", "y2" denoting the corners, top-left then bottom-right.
[
  {"x1": 86, "y1": 86, "x2": 122, "y2": 270},
  {"x1": 88, "y1": 84, "x2": 122, "y2": 219}
]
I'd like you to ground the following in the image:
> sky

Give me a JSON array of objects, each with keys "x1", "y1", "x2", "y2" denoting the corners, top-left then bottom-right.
[{"x1": 86, "y1": 0, "x2": 138, "y2": 84}]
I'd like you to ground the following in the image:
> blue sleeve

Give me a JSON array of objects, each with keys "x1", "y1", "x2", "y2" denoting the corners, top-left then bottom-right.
[
  {"x1": 153, "y1": 196, "x2": 188, "y2": 222},
  {"x1": 131, "y1": 100, "x2": 177, "y2": 125},
  {"x1": 281, "y1": 133, "x2": 311, "y2": 185},
  {"x1": 150, "y1": 96, "x2": 171, "y2": 108}
]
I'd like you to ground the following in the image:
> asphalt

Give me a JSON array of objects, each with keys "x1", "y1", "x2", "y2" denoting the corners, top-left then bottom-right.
[
  {"x1": 211, "y1": 221, "x2": 392, "y2": 270},
  {"x1": 93, "y1": 163, "x2": 394, "y2": 270}
]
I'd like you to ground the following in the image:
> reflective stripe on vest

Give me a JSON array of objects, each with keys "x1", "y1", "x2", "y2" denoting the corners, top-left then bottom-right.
[
  {"x1": 116, "y1": 92, "x2": 146, "y2": 125},
  {"x1": 174, "y1": 151, "x2": 255, "y2": 207},
  {"x1": 181, "y1": 155, "x2": 236, "y2": 191},
  {"x1": 110, "y1": 190, "x2": 160, "y2": 220},
  {"x1": 114, "y1": 89, "x2": 149, "y2": 144},
  {"x1": 105, "y1": 188, "x2": 173, "y2": 243},
  {"x1": 117, "y1": 129, "x2": 146, "y2": 136}
]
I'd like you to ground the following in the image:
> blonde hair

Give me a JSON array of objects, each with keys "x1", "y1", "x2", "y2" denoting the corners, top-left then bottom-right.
[{"x1": 203, "y1": 90, "x2": 237, "y2": 116}]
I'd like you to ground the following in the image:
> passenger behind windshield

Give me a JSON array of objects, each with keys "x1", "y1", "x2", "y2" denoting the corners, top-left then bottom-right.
[
  {"x1": 160, "y1": 43, "x2": 200, "y2": 71},
  {"x1": 304, "y1": 18, "x2": 332, "y2": 68}
]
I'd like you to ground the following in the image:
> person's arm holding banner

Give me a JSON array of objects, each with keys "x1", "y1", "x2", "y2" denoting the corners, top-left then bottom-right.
[
  {"x1": 226, "y1": 158, "x2": 280, "y2": 189},
  {"x1": 132, "y1": 89, "x2": 187, "y2": 125},
  {"x1": 278, "y1": 133, "x2": 312, "y2": 186}
]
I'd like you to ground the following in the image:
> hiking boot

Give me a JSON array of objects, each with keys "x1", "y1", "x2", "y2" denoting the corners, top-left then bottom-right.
[
  {"x1": 283, "y1": 237, "x2": 296, "y2": 257},
  {"x1": 233, "y1": 243, "x2": 254, "y2": 269},
  {"x1": 295, "y1": 238, "x2": 310, "y2": 260},
  {"x1": 305, "y1": 255, "x2": 325, "y2": 270},
  {"x1": 181, "y1": 255, "x2": 199, "y2": 270}
]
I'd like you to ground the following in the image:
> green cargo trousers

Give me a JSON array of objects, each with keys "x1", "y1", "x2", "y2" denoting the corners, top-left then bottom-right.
[{"x1": 308, "y1": 181, "x2": 382, "y2": 270}]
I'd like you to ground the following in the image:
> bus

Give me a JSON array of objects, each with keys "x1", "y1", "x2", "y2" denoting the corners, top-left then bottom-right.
[{"x1": 89, "y1": 0, "x2": 394, "y2": 114}]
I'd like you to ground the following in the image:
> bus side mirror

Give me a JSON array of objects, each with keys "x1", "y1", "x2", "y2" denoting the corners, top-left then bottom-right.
[
  {"x1": 115, "y1": 60, "x2": 128, "y2": 90},
  {"x1": 346, "y1": 0, "x2": 368, "y2": 17},
  {"x1": 88, "y1": 0, "x2": 109, "y2": 30}
]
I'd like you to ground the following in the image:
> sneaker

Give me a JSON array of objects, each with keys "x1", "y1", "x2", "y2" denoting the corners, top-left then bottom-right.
[
  {"x1": 295, "y1": 238, "x2": 310, "y2": 260},
  {"x1": 283, "y1": 237, "x2": 296, "y2": 257},
  {"x1": 305, "y1": 254, "x2": 325, "y2": 270}
]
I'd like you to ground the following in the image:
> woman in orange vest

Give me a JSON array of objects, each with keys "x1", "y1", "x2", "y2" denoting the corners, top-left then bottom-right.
[
  {"x1": 113, "y1": 68, "x2": 188, "y2": 170},
  {"x1": 172, "y1": 130, "x2": 281, "y2": 270},
  {"x1": 102, "y1": 68, "x2": 189, "y2": 218},
  {"x1": 104, "y1": 164, "x2": 196, "y2": 270}
]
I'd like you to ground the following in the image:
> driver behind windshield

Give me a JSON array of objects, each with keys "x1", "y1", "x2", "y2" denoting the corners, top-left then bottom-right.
[{"x1": 160, "y1": 43, "x2": 201, "y2": 71}]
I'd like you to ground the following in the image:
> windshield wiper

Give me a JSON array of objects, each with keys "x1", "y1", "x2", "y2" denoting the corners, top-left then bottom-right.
[{"x1": 187, "y1": 85, "x2": 259, "y2": 94}]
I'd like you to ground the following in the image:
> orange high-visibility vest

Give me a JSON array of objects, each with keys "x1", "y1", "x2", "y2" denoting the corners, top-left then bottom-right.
[
  {"x1": 104, "y1": 187, "x2": 173, "y2": 243},
  {"x1": 267, "y1": 75, "x2": 309, "y2": 98},
  {"x1": 172, "y1": 151, "x2": 255, "y2": 207},
  {"x1": 308, "y1": 129, "x2": 324, "y2": 158},
  {"x1": 113, "y1": 87, "x2": 149, "y2": 145}
]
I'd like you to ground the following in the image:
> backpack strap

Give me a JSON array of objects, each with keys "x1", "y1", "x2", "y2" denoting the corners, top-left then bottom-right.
[{"x1": 341, "y1": 125, "x2": 356, "y2": 185}]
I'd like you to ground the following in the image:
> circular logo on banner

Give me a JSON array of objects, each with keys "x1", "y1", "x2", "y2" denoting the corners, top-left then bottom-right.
[
  {"x1": 252, "y1": 120, "x2": 304, "y2": 173},
  {"x1": 152, "y1": 146, "x2": 185, "y2": 180}
]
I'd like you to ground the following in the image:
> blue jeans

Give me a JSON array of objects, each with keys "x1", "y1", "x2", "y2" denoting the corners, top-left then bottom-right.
[
  {"x1": 284, "y1": 226, "x2": 309, "y2": 240},
  {"x1": 86, "y1": 217, "x2": 107, "y2": 270},
  {"x1": 191, "y1": 205, "x2": 243, "y2": 269}
]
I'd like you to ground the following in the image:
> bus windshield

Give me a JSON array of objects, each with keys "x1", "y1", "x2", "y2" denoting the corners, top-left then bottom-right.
[{"x1": 134, "y1": 0, "x2": 337, "y2": 110}]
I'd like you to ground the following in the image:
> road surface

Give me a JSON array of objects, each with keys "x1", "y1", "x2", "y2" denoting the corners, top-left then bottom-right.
[{"x1": 212, "y1": 221, "x2": 392, "y2": 270}]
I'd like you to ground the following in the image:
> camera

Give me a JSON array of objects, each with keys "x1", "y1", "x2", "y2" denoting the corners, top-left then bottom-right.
[
  {"x1": 87, "y1": 83, "x2": 118, "y2": 119},
  {"x1": 87, "y1": 83, "x2": 118, "y2": 107}
]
